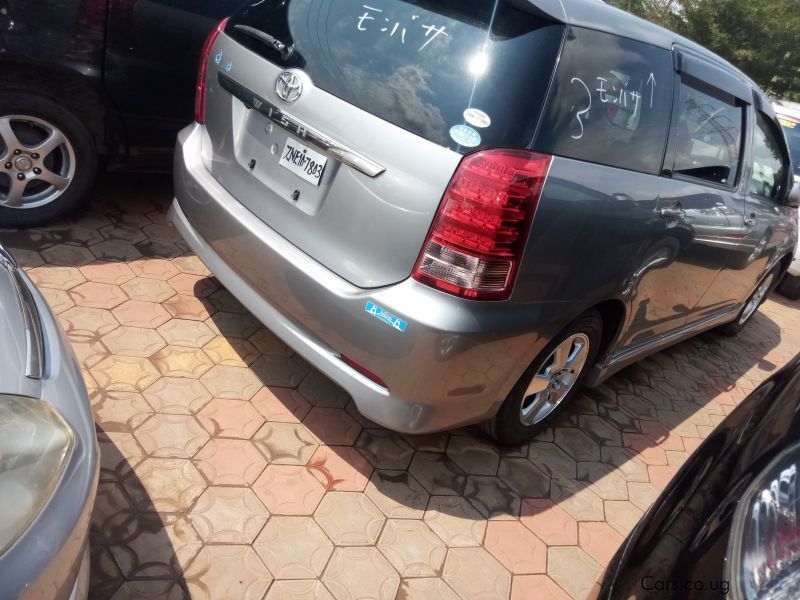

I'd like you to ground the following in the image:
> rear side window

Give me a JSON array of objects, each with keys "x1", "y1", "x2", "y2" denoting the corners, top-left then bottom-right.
[
  {"x1": 670, "y1": 81, "x2": 744, "y2": 186},
  {"x1": 750, "y1": 112, "x2": 789, "y2": 201},
  {"x1": 534, "y1": 27, "x2": 673, "y2": 175},
  {"x1": 779, "y1": 115, "x2": 800, "y2": 178},
  {"x1": 227, "y1": 0, "x2": 565, "y2": 153}
]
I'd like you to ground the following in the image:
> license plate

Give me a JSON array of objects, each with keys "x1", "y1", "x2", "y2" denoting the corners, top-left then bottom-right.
[{"x1": 278, "y1": 138, "x2": 327, "y2": 185}]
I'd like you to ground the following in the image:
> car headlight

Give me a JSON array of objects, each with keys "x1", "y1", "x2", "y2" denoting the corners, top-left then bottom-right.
[
  {"x1": 0, "y1": 394, "x2": 73, "y2": 555},
  {"x1": 728, "y1": 442, "x2": 800, "y2": 599}
]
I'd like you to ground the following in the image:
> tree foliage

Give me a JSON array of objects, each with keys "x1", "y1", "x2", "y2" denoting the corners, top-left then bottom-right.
[{"x1": 609, "y1": 0, "x2": 800, "y2": 101}]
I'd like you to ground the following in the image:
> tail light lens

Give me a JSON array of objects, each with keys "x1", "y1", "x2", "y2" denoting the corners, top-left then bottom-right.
[
  {"x1": 195, "y1": 18, "x2": 229, "y2": 124},
  {"x1": 339, "y1": 355, "x2": 387, "y2": 388},
  {"x1": 412, "y1": 149, "x2": 552, "y2": 301}
]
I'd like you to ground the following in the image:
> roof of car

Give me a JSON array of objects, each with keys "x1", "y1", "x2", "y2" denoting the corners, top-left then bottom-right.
[{"x1": 521, "y1": 0, "x2": 759, "y2": 89}]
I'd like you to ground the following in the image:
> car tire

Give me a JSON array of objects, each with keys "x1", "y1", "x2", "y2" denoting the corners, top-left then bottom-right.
[
  {"x1": 0, "y1": 91, "x2": 97, "y2": 228},
  {"x1": 718, "y1": 267, "x2": 779, "y2": 336},
  {"x1": 778, "y1": 273, "x2": 800, "y2": 301},
  {"x1": 483, "y1": 309, "x2": 603, "y2": 446}
]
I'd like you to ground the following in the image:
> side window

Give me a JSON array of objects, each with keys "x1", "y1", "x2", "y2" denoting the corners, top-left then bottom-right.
[
  {"x1": 750, "y1": 113, "x2": 789, "y2": 202},
  {"x1": 671, "y1": 81, "x2": 744, "y2": 186},
  {"x1": 534, "y1": 27, "x2": 673, "y2": 175}
]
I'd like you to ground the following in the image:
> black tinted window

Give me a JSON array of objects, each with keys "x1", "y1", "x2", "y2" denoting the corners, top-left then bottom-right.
[
  {"x1": 228, "y1": 0, "x2": 565, "y2": 153},
  {"x1": 750, "y1": 113, "x2": 789, "y2": 201},
  {"x1": 671, "y1": 82, "x2": 743, "y2": 186},
  {"x1": 534, "y1": 27, "x2": 673, "y2": 175},
  {"x1": 779, "y1": 116, "x2": 800, "y2": 177}
]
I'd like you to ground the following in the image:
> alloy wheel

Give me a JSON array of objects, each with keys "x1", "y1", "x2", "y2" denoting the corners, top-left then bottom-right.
[{"x1": 738, "y1": 273, "x2": 774, "y2": 325}]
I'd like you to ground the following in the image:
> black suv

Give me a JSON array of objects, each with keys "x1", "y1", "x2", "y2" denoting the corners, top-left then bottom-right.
[{"x1": 0, "y1": 0, "x2": 246, "y2": 227}]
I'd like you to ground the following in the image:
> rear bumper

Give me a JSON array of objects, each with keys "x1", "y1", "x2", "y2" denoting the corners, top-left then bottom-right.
[{"x1": 171, "y1": 123, "x2": 568, "y2": 433}]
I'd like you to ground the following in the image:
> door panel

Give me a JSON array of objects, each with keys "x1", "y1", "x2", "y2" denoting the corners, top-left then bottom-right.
[{"x1": 104, "y1": 0, "x2": 248, "y2": 149}]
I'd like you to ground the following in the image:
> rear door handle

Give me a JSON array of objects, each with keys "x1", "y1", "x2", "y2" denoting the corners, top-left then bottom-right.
[
  {"x1": 744, "y1": 215, "x2": 757, "y2": 227},
  {"x1": 659, "y1": 207, "x2": 686, "y2": 220}
]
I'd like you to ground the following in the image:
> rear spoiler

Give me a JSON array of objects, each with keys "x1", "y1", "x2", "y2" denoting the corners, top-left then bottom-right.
[{"x1": 505, "y1": 0, "x2": 568, "y2": 22}]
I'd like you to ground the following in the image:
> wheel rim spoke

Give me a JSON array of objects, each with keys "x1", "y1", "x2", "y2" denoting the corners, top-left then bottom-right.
[
  {"x1": 0, "y1": 117, "x2": 21, "y2": 158},
  {"x1": 31, "y1": 129, "x2": 66, "y2": 158},
  {"x1": 525, "y1": 374, "x2": 551, "y2": 397},
  {"x1": 4, "y1": 177, "x2": 27, "y2": 207},
  {"x1": 38, "y1": 167, "x2": 69, "y2": 190},
  {"x1": 551, "y1": 342, "x2": 571, "y2": 371}
]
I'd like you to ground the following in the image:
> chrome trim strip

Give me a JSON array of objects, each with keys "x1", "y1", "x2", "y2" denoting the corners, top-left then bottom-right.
[
  {"x1": 608, "y1": 306, "x2": 739, "y2": 367},
  {"x1": 218, "y1": 72, "x2": 386, "y2": 178},
  {"x1": 0, "y1": 246, "x2": 44, "y2": 379}
]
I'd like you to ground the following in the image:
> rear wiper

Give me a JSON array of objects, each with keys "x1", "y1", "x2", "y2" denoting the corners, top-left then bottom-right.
[{"x1": 233, "y1": 24, "x2": 293, "y2": 60}]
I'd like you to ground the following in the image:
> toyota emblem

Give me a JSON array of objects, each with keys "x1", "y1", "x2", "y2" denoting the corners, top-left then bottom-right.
[{"x1": 276, "y1": 71, "x2": 303, "y2": 103}]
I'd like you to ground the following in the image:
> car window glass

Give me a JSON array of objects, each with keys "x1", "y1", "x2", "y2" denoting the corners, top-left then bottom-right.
[
  {"x1": 672, "y1": 82, "x2": 743, "y2": 186},
  {"x1": 228, "y1": 0, "x2": 565, "y2": 153},
  {"x1": 534, "y1": 26, "x2": 673, "y2": 175},
  {"x1": 778, "y1": 116, "x2": 800, "y2": 178},
  {"x1": 750, "y1": 112, "x2": 789, "y2": 201}
]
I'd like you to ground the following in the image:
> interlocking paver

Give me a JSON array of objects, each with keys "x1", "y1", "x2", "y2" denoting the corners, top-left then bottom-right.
[{"x1": 18, "y1": 187, "x2": 799, "y2": 600}]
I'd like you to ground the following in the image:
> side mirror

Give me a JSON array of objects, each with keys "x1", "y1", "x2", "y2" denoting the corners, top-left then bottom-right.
[{"x1": 786, "y1": 181, "x2": 800, "y2": 208}]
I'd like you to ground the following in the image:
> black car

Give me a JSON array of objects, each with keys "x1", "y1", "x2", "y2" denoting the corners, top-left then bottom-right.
[
  {"x1": 598, "y1": 353, "x2": 800, "y2": 599},
  {"x1": 0, "y1": 0, "x2": 246, "y2": 227}
]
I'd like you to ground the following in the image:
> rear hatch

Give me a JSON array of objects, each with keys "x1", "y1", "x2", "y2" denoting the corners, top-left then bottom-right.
[{"x1": 203, "y1": 0, "x2": 565, "y2": 288}]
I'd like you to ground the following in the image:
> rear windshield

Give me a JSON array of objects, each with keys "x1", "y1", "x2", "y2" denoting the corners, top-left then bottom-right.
[
  {"x1": 779, "y1": 116, "x2": 800, "y2": 177},
  {"x1": 227, "y1": 0, "x2": 565, "y2": 153}
]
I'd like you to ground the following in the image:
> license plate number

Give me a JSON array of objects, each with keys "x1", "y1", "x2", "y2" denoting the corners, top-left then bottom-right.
[{"x1": 278, "y1": 139, "x2": 327, "y2": 185}]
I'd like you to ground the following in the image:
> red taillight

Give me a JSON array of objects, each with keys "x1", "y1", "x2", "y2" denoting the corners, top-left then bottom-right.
[
  {"x1": 195, "y1": 18, "x2": 229, "y2": 124},
  {"x1": 340, "y1": 355, "x2": 387, "y2": 388},
  {"x1": 412, "y1": 149, "x2": 552, "y2": 301}
]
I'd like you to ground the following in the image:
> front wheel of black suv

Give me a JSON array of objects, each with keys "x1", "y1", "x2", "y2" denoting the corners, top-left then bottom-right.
[
  {"x1": 718, "y1": 267, "x2": 779, "y2": 336},
  {"x1": 0, "y1": 91, "x2": 97, "y2": 228},
  {"x1": 483, "y1": 309, "x2": 603, "y2": 446}
]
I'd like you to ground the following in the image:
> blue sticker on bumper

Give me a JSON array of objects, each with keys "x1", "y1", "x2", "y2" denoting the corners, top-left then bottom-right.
[{"x1": 365, "y1": 301, "x2": 407, "y2": 333}]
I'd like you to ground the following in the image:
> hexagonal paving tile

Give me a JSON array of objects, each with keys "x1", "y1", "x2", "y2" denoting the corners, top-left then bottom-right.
[
  {"x1": 528, "y1": 442, "x2": 578, "y2": 480},
  {"x1": 207, "y1": 311, "x2": 261, "y2": 339},
  {"x1": 126, "y1": 458, "x2": 206, "y2": 512},
  {"x1": 163, "y1": 294, "x2": 215, "y2": 321},
  {"x1": 143, "y1": 377, "x2": 212, "y2": 415},
  {"x1": 91, "y1": 389, "x2": 153, "y2": 432},
  {"x1": 194, "y1": 439, "x2": 267, "y2": 486},
  {"x1": 209, "y1": 288, "x2": 248, "y2": 313},
  {"x1": 172, "y1": 254, "x2": 212, "y2": 276},
  {"x1": 627, "y1": 481, "x2": 662, "y2": 512},
  {"x1": 97, "y1": 431, "x2": 146, "y2": 481},
  {"x1": 198, "y1": 398, "x2": 265, "y2": 439},
  {"x1": 157, "y1": 318, "x2": 216, "y2": 348},
  {"x1": 41, "y1": 243, "x2": 96, "y2": 266},
  {"x1": 395, "y1": 579, "x2": 460, "y2": 600},
  {"x1": 251, "y1": 353, "x2": 309, "y2": 388},
  {"x1": 546, "y1": 547, "x2": 603, "y2": 600},
  {"x1": 69, "y1": 282, "x2": 128, "y2": 309},
  {"x1": 202, "y1": 336, "x2": 259, "y2": 366},
  {"x1": 121, "y1": 277, "x2": 176, "y2": 303},
  {"x1": 29, "y1": 265, "x2": 86, "y2": 290},
  {"x1": 519, "y1": 498, "x2": 578, "y2": 546},
  {"x1": 6, "y1": 247, "x2": 43, "y2": 268},
  {"x1": 484, "y1": 520, "x2": 547, "y2": 575},
  {"x1": 168, "y1": 273, "x2": 218, "y2": 297},
  {"x1": 550, "y1": 478, "x2": 605, "y2": 522},
  {"x1": 365, "y1": 470, "x2": 430, "y2": 520},
  {"x1": 578, "y1": 521, "x2": 625, "y2": 566},
  {"x1": 59, "y1": 306, "x2": 120, "y2": 338},
  {"x1": 134, "y1": 414, "x2": 208, "y2": 458},
  {"x1": 250, "y1": 387, "x2": 311, "y2": 423},
  {"x1": 252, "y1": 465, "x2": 325, "y2": 515},
  {"x1": 90, "y1": 356, "x2": 161, "y2": 392},
  {"x1": 253, "y1": 516, "x2": 333, "y2": 580},
  {"x1": 112, "y1": 300, "x2": 171, "y2": 329},
  {"x1": 99, "y1": 224, "x2": 147, "y2": 244},
  {"x1": 199, "y1": 365, "x2": 262, "y2": 399},
  {"x1": 184, "y1": 545, "x2": 273, "y2": 600},
  {"x1": 297, "y1": 370, "x2": 350, "y2": 408},
  {"x1": 377, "y1": 519, "x2": 446, "y2": 578},
  {"x1": 577, "y1": 462, "x2": 629, "y2": 500},
  {"x1": 303, "y1": 407, "x2": 362, "y2": 446},
  {"x1": 604, "y1": 500, "x2": 645, "y2": 537},
  {"x1": 463, "y1": 475, "x2": 521, "y2": 520},
  {"x1": 322, "y1": 547, "x2": 400, "y2": 600},
  {"x1": 442, "y1": 547, "x2": 512, "y2": 600},
  {"x1": 446, "y1": 435, "x2": 500, "y2": 476},
  {"x1": 252, "y1": 422, "x2": 318, "y2": 465},
  {"x1": 249, "y1": 327, "x2": 291, "y2": 355},
  {"x1": 130, "y1": 258, "x2": 180, "y2": 281},
  {"x1": 108, "y1": 513, "x2": 201, "y2": 578},
  {"x1": 498, "y1": 458, "x2": 550, "y2": 499},
  {"x1": 409, "y1": 452, "x2": 467, "y2": 496},
  {"x1": 150, "y1": 345, "x2": 214, "y2": 378},
  {"x1": 355, "y1": 429, "x2": 414, "y2": 470},
  {"x1": 39, "y1": 287, "x2": 75, "y2": 314},
  {"x1": 102, "y1": 326, "x2": 166, "y2": 358},
  {"x1": 265, "y1": 580, "x2": 334, "y2": 600},
  {"x1": 90, "y1": 240, "x2": 141, "y2": 262},
  {"x1": 510, "y1": 575, "x2": 571, "y2": 600},
  {"x1": 307, "y1": 446, "x2": 373, "y2": 491},
  {"x1": 424, "y1": 496, "x2": 486, "y2": 547},
  {"x1": 189, "y1": 487, "x2": 269, "y2": 543},
  {"x1": 554, "y1": 427, "x2": 602, "y2": 462},
  {"x1": 314, "y1": 492, "x2": 385, "y2": 546}
]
